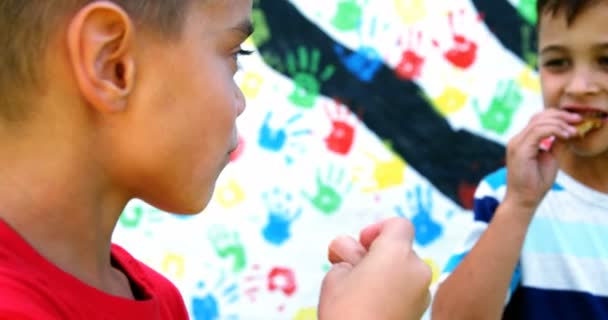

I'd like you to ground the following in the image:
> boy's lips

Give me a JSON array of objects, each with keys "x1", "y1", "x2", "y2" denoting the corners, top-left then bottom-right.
[{"x1": 562, "y1": 105, "x2": 608, "y2": 121}]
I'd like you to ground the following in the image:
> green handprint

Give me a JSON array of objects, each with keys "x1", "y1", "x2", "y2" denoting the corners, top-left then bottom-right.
[
  {"x1": 521, "y1": 25, "x2": 537, "y2": 69},
  {"x1": 302, "y1": 165, "x2": 351, "y2": 216},
  {"x1": 286, "y1": 46, "x2": 335, "y2": 108},
  {"x1": 119, "y1": 205, "x2": 144, "y2": 228},
  {"x1": 251, "y1": 7, "x2": 270, "y2": 47},
  {"x1": 208, "y1": 226, "x2": 247, "y2": 274},
  {"x1": 518, "y1": 0, "x2": 537, "y2": 25},
  {"x1": 473, "y1": 80, "x2": 523, "y2": 135},
  {"x1": 332, "y1": 0, "x2": 367, "y2": 31}
]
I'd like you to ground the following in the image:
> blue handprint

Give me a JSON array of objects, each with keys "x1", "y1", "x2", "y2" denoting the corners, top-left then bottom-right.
[
  {"x1": 261, "y1": 188, "x2": 302, "y2": 246},
  {"x1": 191, "y1": 279, "x2": 239, "y2": 320},
  {"x1": 258, "y1": 111, "x2": 311, "y2": 164},
  {"x1": 192, "y1": 293, "x2": 219, "y2": 320},
  {"x1": 395, "y1": 185, "x2": 443, "y2": 247},
  {"x1": 334, "y1": 16, "x2": 383, "y2": 82}
]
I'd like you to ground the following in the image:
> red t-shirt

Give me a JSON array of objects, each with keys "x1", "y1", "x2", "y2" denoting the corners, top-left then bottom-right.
[{"x1": 0, "y1": 220, "x2": 189, "y2": 319}]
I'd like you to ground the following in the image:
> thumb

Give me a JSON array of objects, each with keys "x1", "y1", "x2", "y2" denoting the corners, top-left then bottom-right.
[
  {"x1": 363, "y1": 217, "x2": 415, "y2": 252},
  {"x1": 328, "y1": 235, "x2": 366, "y2": 265},
  {"x1": 319, "y1": 262, "x2": 352, "y2": 302}
]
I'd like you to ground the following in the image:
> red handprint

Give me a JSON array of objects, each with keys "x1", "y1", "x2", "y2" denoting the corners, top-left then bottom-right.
[
  {"x1": 396, "y1": 29, "x2": 425, "y2": 80},
  {"x1": 432, "y1": 9, "x2": 481, "y2": 69},
  {"x1": 229, "y1": 135, "x2": 245, "y2": 162},
  {"x1": 458, "y1": 181, "x2": 476, "y2": 210},
  {"x1": 324, "y1": 99, "x2": 356, "y2": 156},
  {"x1": 267, "y1": 267, "x2": 297, "y2": 296}
]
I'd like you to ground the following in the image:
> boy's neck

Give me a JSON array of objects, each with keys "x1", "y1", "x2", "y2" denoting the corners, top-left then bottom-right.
[
  {"x1": 559, "y1": 152, "x2": 608, "y2": 194},
  {"x1": 0, "y1": 120, "x2": 133, "y2": 298}
]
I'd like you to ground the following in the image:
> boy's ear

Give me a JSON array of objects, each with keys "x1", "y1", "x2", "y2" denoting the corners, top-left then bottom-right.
[{"x1": 67, "y1": 1, "x2": 135, "y2": 113}]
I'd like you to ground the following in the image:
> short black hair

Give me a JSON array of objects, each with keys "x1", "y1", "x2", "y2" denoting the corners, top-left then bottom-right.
[
  {"x1": 0, "y1": 0, "x2": 195, "y2": 121},
  {"x1": 536, "y1": 0, "x2": 599, "y2": 25}
]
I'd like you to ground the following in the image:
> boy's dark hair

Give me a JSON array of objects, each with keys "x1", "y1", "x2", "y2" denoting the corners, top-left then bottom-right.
[
  {"x1": 536, "y1": 0, "x2": 599, "y2": 25},
  {"x1": 0, "y1": 0, "x2": 193, "y2": 122}
]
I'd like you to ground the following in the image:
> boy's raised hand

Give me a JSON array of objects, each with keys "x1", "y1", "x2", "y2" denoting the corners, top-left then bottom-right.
[
  {"x1": 505, "y1": 109, "x2": 580, "y2": 211},
  {"x1": 318, "y1": 217, "x2": 431, "y2": 320}
]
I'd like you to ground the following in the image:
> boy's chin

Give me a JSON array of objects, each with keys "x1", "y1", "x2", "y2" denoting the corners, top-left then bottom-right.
[
  {"x1": 147, "y1": 189, "x2": 213, "y2": 215},
  {"x1": 567, "y1": 139, "x2": 608, "y2": 157}
]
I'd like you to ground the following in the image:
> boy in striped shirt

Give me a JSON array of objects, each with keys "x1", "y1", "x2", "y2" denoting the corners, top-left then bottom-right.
[{"x1": 432, "y1": 0, "x2": 608, "y2": 319}]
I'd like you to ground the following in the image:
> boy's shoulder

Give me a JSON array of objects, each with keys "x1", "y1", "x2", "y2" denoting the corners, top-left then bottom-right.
[{"x1": 0, "y1": 264, "x2": 61, "y2": 318}]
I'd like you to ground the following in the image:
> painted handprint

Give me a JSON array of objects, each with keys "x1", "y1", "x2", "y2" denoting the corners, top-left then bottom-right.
[
  {"x1": 331, "y1": 0, "x2": 369, "y2": 31},
  {"x1": 516, "y1": 26, "x2": 541, "y2": 92},
  {"x1": 119, "y1": 204, "x2": 145, "y2": 229},
  {"x1": 473, "y1": 79, "x2": 523, "y2": 135},
  {"x1": 191, "y1": 276, "x2": 239, "y2": 320},
  {"x1": 251, "y1": 0, "x2": 270, "y2": 47},
  {"x1": 354, "y1": 144, "x2": 407, "y2": 193},
  {"x1": 302, "y1": 165, "x2": 351, "y2": 216},
  {"x1": 214, "y1": 178, "x2": 246, "y2": 209},
  {"x1": 394, "y1": 0, "x2": 427, "y2": 25},
  {"x1": 432, "y1": 9, "x2": 481, "y2": 69},
  {"x1": 261, "y1": 188, "x2": 302, "y2": 246},
  {"x1": 208, "y1": 225, "x2": 247, "y2": 274},
  {"x1": 324, "y1": 99, "x2": 356, "y2": 156},
  {"x1": 334, "y1": 16, "x2": 384, "y2": 82},
  {"x1": 258, "y1": 111, "x2": 311, "y2": 165},
  {"x1": 518, "y1": 0, "x2": 537, "y2": 24},
  {"x1": 229, "y1": 135, "x2": 245, "y2": 162},
  {"x1": 161, "y1": 252, "x2": 185, "y2": 281},
  {"x1": 395, "y1": 28, "x2": 426, "y2": 80},
  {"x1": 243, "y1": 264, "x2": 298, "y2": 313},
  {"x1": 293, "y1": 307, "x2": 317, "y2": 320},
  {"x1": 286, "y1": 46, "x2": 335, "y2": 108},
  {"x1": 432, "y1": 86, "x2": 468, "y2": 116},
  {"x1": 118, "y1": 202, "x2": 163, "y2": 237},
  {"x1": 239, "y1": 71, "x2": 265, "y2": 100},
  {"x1": 430, "y1": 68, "x2": 473, "y2": 116},
  {"x1": 521, "y1": 25, "x2": 538, "y2": 70},
  {"x1": 395, "y1": 185, "x2": 443, "y2": 247}
]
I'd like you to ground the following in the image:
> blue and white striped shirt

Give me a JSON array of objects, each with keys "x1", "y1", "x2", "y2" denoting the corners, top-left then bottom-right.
[{"x1": 439, "y1": 168, "x2": 608, "y2": 319}]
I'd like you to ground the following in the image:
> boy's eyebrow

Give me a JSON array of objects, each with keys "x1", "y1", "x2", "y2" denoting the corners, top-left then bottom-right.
[
  {"x1": 540, "y1": 43, "x2": 608, "y2": 55},
  {"x1": 232, "y1": 20, "x2": 254, "y2": 38},
  {"x1": 592, "y1": 43, "x2": 608, "y2": 51},
  {"x1": 540, "y1": 44, "x2": 566, "y2": 55}
]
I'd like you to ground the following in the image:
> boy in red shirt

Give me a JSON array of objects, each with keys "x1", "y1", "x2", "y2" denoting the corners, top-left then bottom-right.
[{"x1": 0, "y1": 0, "x2": 430, "y2": 319}]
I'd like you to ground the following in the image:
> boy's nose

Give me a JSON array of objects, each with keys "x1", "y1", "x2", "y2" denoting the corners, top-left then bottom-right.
[{"x1": 565, "y1": 67, "x2": 600, "y2": 97}]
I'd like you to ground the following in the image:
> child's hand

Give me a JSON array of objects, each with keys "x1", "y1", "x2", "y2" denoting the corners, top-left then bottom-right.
[
  {"x1": 318, "y1": 217, "x2": 431, "y2": 320},
  {"x1": 504, "y1": 109, "x2": 580, "y2": 211}
]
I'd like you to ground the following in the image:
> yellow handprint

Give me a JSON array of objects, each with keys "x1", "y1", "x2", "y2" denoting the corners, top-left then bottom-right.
[
  {"x1": 516, "y1": 67, "x2": 541, "y2": 93},
  {"x1": 162, "y1": 252, "x2": 185, "y2": 280},
  {"x1": 214, "y1": 179, "x2": 246, "y2": 208},
  {"x1": 432, "y1": 86, "x2": 468, "y2": 116},
  {"x1": 423, "y1": 258, "x2": 441, "y2": 284},
  {"x1": 430, "y1": 68, "x2": 473, "y2": 116},
  {"x1": 354, "y1": 147, "x2": 407, "y2": 193},
  {"x1": 293, "y1": 307, "x2": 317, "y2": 320},
  {"x1": 239, "y1": 71, "x2": 265, "y2": 99},
  {"x1": 394, "y1": 0, "x2": 427, "y2": 25}
]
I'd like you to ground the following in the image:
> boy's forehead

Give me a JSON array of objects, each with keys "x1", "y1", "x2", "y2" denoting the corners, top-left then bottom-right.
[
  {"x1": 538, "y1": 2, "x2": 608, "y2": 45},
  {"x1": 198, "y1": 0, "x2": 252, "y2": 23}
]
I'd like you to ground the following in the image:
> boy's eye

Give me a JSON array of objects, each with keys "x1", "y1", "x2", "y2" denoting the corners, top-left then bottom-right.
[
  {"x1": 597, "y1": 56, "x2": 608, "y2": 66},
  {"x1": 542, "y1": 58, "x2": 570, "y2": 70},
  {"x1": 233, "y1": 48, "x2": 255, "y2": 60}
]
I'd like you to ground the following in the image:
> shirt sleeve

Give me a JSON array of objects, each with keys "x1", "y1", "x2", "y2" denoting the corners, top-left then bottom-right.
[{"x1": 436, "y1": 167, "x2": 521, "y2": 304}]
